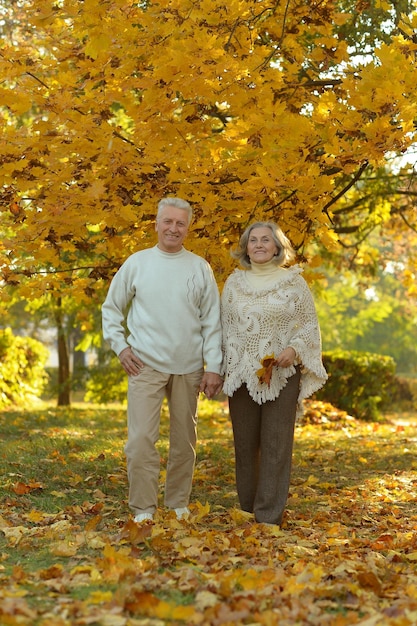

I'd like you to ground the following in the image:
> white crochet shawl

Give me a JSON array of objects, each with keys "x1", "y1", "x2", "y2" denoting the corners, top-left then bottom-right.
[{"x1": 221, "y1": 265, "x2": 327, "y2": 415}]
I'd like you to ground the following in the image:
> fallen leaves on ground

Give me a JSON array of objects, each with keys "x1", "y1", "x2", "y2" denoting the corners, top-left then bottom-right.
[{"x1": 1, "y1": 401, "x2": 417, "y2": 625}]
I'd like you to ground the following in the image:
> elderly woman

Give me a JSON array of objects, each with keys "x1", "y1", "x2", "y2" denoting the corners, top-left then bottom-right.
[{"x1": 221, "y1": 221, "x2": 327, "y2": 526}]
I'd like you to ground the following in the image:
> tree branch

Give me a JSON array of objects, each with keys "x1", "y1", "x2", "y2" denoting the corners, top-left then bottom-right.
[
  {"x1": 25, "y1": 71, "x2": 49, "y2": 89},
  {"x1": 322, "y1": 161, "x2": 369, "y2": 221},
  {"x1": 8, "y1": 264, "x2": 116, "y2": 277},
  {"x1": 399, "y1": 210, "x2": 417, "y2": 233}
]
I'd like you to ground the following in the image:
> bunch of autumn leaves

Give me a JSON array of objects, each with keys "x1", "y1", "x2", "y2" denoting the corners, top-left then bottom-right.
[{"x1": 257, "y1": 355, "x2": 278, "y2": 387}]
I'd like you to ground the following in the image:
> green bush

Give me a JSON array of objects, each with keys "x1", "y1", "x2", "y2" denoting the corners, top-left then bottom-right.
[
  {"x1": 42, "y1": 365, "x2": 90, "y2": 401},
  {"x1": 389, "y1": 375, "x2": 415, "y2": 410},
  {"x1": 84, "y1": 352, "x2": 127, "y2": 404},
  {"x1": 0, "y1": 328, "x2": 49, "y2": 409},
  {"x1": 315, "y1": 349, "x2": 398, "y2": 421},
  {"x1": 42, "y1": 366, "x2": 58, "y2": 400}
]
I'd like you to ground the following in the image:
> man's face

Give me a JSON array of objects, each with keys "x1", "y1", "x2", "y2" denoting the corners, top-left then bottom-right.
[{"x1": 155, "y1": 205, "x2": 190, "y2": 253}]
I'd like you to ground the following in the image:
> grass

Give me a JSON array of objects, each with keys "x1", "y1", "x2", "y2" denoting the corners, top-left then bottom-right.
[
  {"x1": 1, "y1": 398, "x2": 417, "y2": 625},
  {"x1": 0, "y1": 399, "x2": 236, "y2": 571}
]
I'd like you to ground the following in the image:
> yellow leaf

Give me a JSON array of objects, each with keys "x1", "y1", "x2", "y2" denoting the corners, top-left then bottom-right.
[
  {"x1": 237, "y1": 568, "x2": 276, "y2": 591},
  {"x1": 27, "y1": 510, "x2": 46, "y2": 523},
  {"x1": 154, "y1": 602, "x2": 196, "y2": 620},
  {"x1": 375, "y1": 0, "x2": 391, "y2": 9},
  {"x1": 50, "y1": 541, "x2": 79, "y2": 557},
  {"x1": 193, "y1": 500, "x2": 210, "y2": 521},
  {"x1": 84, "y1": 34, "x2": 111, "y2": 60},
  {"x1": 405, "y1": 584, "x2": 417, "y2": 598},
  {"x1": 86, "y1": 180, "x2": 107, "y2": 200},
  {"x1": 88, "y1": 590, "x2": 113, "y2": 604},
  {"x1": 229, "y1": 508, "x2": 253, "y2": 524},
  {"x1": 50, "y1": 490, "x2": 66, "y2": 497}
]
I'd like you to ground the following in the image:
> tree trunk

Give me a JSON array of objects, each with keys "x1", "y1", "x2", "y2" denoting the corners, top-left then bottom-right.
[
  {"x1": 72, "y1": 327, "x2": 86, "y2": 372},
  {"x1": 55, "y1": 297, "x2": 71, "y2": 406},
  {"x1": 71, "y1": 326, "x2": 87, "y2": 394}
]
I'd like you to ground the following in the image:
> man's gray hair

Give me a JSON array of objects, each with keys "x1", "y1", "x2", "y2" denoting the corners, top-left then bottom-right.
[{"x1": 157, "y1": 197, "x2": 193, "y2": 224}]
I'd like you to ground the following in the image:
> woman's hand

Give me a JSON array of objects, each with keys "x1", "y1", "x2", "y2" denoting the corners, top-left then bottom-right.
[{"x1": 275, "y1": 347, "x2": 296, "y2": 368}]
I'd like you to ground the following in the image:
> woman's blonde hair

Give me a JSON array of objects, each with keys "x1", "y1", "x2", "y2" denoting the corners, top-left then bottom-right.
[{"x1": 232, "y1": 221, "x2": 295, "y2": 269}]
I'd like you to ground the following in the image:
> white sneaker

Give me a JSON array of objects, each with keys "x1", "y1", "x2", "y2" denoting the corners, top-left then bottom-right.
[
  {"x1": 134, "y1": 513, "x2": 153, "y2": 523},
  {"x1": 174, "y1": 507, "x2": 190, "y2": 519}
]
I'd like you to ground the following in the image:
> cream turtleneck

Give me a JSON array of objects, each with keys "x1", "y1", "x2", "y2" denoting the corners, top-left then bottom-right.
[{"x1": 245, "y1": 259, "x2": 287, "y2": 288}]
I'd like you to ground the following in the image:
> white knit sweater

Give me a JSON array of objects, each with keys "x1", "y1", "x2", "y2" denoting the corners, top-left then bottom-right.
[
  {"x1": 102, "y1": 246, "x2": 222, "y2": 375},
  {"x1": 221, "y1": 264, "x2": 327, "y2": 413}
]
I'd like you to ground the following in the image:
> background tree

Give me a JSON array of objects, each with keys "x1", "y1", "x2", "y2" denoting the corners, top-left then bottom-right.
[
  {"x1": 1, "y1": 0, "x2": 416, "y2": 288},
  {"x1": 318, "y1": 161, "x2": 417, "y2": 286},
  {"x1": 316, "y1": 263, "x2": 417, "y2": 375},
  {"x1": 1, "y1": 0, "x2": 416, "y2": 402}
]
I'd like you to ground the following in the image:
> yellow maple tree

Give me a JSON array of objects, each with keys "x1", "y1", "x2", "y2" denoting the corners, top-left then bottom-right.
[{"x1": 0, "y1": 0, "x2": 416, "y2": 303}]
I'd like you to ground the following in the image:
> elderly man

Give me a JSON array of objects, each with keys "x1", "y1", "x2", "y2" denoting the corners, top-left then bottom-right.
[{"x1": 102, "y1": 197, "x2": 223, "y2": 523}]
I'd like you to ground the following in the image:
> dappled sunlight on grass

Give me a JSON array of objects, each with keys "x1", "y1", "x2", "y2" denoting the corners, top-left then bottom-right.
[{"x1": 1, "y1": 400, "x2": 417, "y2": 624}]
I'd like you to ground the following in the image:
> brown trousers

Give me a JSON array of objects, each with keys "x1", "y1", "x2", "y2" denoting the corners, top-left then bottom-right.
[
  {"x1": 229, "y1": 367, "x2": 301, "y2": 525},
  {"x1": 125, "y1": 365, "x2": 204, "y2": 515}
]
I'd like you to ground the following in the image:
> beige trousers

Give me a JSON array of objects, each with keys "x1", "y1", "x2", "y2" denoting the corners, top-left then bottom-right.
[{"x1": 125, "y1": 364, "x2": 204, "y2": 515}]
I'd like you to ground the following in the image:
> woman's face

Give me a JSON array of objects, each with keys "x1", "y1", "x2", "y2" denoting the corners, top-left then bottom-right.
[{"x1": 247, "y1": 226, "x2": 279, "y2": 264}]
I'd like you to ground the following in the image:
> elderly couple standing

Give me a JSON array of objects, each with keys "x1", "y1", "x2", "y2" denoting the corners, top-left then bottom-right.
[{"x1": 102, "y1": 197, "x2": 327, "y2": 527}]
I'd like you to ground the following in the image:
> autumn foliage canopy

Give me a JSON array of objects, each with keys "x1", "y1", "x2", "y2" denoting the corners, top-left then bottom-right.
[{"x1": 1, "y1": 0, "x2": 417, "y2": 304}]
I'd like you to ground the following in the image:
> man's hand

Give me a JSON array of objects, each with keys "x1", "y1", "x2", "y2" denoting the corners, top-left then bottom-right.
[
  {"x1": 199, "y1": 372, "x2": 223, "y2": 399},
  {"x1": 119, "y1": 347, "x2": 145, "y2": 376}
]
